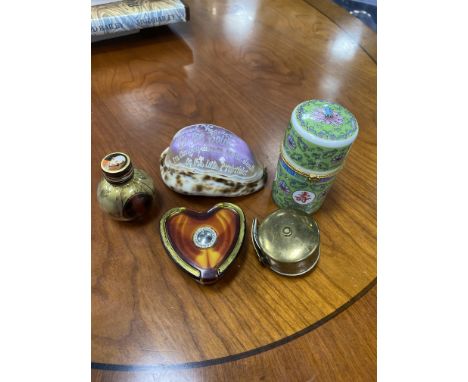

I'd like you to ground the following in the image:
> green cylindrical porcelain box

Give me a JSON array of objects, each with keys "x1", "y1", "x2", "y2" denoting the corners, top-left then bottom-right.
[{"x1": 272, "y1": 100, "x2": 358, "y2": 214}]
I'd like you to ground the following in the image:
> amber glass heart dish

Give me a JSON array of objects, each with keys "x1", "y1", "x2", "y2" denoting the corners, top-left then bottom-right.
[{"x1": 159, "y1": 202, "x2": 246, "y2": 284}]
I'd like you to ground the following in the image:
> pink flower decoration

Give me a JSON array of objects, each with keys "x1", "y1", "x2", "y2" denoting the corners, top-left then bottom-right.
[{"x1": 312, "y1": 106, "x2": 343, "y2": 126}]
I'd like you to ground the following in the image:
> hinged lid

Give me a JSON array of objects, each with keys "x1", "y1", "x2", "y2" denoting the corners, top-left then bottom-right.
[
  {"x1": 291, "y1": 100, "x2": 359, "y2": 148},
  {"x1": 251, "y1": 209, "x2": 320, "y2": 276},
  {"x1": 280, "y1": 144, "x2": 342, "y2": 180}
]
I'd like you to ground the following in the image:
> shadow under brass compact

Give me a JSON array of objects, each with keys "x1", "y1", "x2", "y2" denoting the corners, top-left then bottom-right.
[{"x1": 252, "y1": 209, "x2": 320, "y2": 276}]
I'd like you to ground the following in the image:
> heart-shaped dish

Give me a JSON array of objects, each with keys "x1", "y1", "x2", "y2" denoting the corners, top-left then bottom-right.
[{"x1": 159, "y1": 202, "x2": 246, "y2": 284}]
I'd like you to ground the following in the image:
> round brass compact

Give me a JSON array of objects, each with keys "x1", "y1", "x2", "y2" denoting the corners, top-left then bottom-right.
[{"x1": 251, "y1": 209, "x2": 320, "y2": 276}]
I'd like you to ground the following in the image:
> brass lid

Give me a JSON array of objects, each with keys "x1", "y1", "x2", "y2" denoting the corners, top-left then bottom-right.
[
  {"x1": 100, "y1": 152, "x2": 134, "y2": 184},
  {"x1": 252, "y1": 209, "x2": 320, "y2": 276}
]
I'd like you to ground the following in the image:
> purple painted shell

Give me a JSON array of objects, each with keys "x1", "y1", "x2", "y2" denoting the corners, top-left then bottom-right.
[{"x1": 160, "y1": 124, "x2": 267, "y2": 197}]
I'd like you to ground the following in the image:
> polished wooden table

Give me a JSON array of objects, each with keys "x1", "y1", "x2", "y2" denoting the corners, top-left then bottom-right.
[{"x1": 91, "y1": 0, "x2": 376, "y2": 380}]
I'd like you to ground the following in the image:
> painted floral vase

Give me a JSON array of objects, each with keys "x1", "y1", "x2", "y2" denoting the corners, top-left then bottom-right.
[{"x1": 272, "y1": 100, "x2": 359, "y2": 214}]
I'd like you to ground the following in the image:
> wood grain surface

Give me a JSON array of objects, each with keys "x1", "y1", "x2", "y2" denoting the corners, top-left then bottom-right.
[
  {"x1": 304, "y1": 0, "x2": 377, "y2": 62},
  {"x1": 92, "y1": 0, "x2": 376, "y2": 377},
  {"x1": 92, "y1": 286, "x2": 376, "y2": 381}
]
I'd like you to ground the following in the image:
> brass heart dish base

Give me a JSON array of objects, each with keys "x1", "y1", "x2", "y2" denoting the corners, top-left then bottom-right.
[{"x1": 159, "y1": 202, "x2": 246, "y2": 284}]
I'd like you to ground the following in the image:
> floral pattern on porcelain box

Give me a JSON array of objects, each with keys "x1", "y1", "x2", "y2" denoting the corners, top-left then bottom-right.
[
  {"x1": 283, "y1": 122, "x2": 351, "y2": 171},
  {"x1": 272, "y1": 156, "x2": 336, "y2": 214},
  {"x1": 295, "y1": 100, "x2": 358, "y2": 141}
]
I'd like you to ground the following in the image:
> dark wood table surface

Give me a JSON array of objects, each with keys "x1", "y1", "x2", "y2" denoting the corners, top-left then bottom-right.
[{"x1": 91, "y1": 0, "x2": 376, "y2": 380}]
